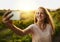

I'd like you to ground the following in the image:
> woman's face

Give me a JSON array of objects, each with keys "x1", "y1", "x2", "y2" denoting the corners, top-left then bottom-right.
[{"x1": 36, "y1": 8, "x2": 46, "y2": 22}]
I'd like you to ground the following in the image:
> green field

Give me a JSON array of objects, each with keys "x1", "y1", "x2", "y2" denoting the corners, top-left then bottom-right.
[{"x1": 0, "y1": 9, "x2": 60, "y2": 42}]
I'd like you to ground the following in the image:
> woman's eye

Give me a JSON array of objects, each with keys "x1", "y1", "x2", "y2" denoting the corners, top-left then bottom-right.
[
  {"x1": 36, "y1": 12, "x2": 39, "y2": 14},
  {"x1": 37, "y1": 12, "x2": 39, "y2": 14}
]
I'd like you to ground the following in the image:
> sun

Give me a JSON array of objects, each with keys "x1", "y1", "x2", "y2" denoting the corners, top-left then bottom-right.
[
  {"x1": 20, "y1": 5, "x2": 33, "y2": 11},
  {"x1": 17, "y1": 4, "x2": 33, "y2": 11},
  {"x1": 15, "y1": 0, "x2": 35, "y2": 11}
]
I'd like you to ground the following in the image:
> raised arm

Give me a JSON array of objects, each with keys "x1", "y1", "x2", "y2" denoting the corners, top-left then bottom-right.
[
  {"x1": 2, "y1": 10, "x2": 33, "y2": 36},
  {"x1": 5, "y1": 23, "x2": 32, "y2": 36}
]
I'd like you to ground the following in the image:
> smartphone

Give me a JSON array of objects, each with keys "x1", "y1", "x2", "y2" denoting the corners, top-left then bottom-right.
[{"x1": 9, "y1": 10, "x2": 21, "y2": 20}]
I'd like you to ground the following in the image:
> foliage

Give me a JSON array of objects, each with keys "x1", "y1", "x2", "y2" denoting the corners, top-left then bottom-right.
[{"x1": 0, "y1": 9, "x2": 60, "y2": 42}]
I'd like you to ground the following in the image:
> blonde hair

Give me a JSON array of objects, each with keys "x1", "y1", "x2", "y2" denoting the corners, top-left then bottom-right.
[{"x1": 34, "y1": 7, "x2": 55, "y2": 32}]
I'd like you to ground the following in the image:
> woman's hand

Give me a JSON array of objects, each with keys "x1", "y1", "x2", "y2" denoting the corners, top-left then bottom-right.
[{"x1": 2, "y1": 9, "x2": 13, "y2": 25}]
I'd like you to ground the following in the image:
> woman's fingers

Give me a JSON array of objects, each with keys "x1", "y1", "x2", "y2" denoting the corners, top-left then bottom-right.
[
  {"x1": 5, "y1": 14, "x2": 13, "y2": 21},
  {"x1": 2, "y1": 14, "x2": 13, "y2": 23},
  {"x1": 3, "y1": 9, "x2": 12, "y2": 18}
]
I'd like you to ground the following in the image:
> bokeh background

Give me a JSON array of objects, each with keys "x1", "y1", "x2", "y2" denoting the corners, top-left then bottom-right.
[
  {"x1": 0, "y1": 9, "x2": 60, "y2": 42},
  {"x1": 0, "y1": 0, "x2": 60, "y2": 42}
]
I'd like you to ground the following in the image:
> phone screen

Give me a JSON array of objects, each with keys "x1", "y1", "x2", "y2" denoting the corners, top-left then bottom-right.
[{"x1": 9, "y1": 11, "x2": 21, "y2": 20}]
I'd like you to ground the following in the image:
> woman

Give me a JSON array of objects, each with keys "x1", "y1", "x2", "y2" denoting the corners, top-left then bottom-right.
[{"x1": 2, "y1": 7, "x2": 55, "y2": 42}]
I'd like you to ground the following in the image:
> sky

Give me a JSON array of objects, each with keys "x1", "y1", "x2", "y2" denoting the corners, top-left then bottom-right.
[{"x1": 0, "y1": 0, "x2": 60, "y2": 10}]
